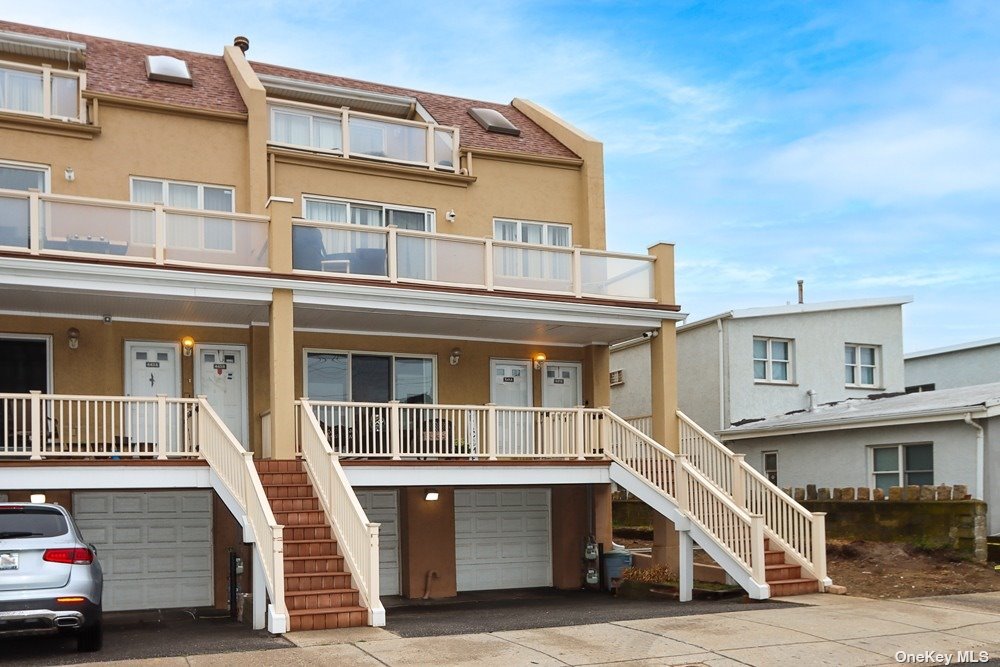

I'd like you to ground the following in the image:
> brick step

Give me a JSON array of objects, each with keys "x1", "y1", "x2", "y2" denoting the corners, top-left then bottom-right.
[
  {"x1": 270, "y1": 497, "x2": 320, "y2": 512},
  {"x1": 769, "y1": 578, "x2": 823, "y2": 597},
  {"x1": 284, "y1": 588, "x2": 360, "y2": 611},
  {"x1": 283, "y1": 525, "x2": 331, "y2": 541},
  {"x1": 275, "y1": 510, "x2": 329, "y2": 526},
  {"x1": 261, "y1": 484, "x2": 315, "y2": 500},
  {"x1": 258, "y1": 471, "x2": 309, "y2": 485},
  {"x1": 764, "y1": 549, "x2": 788, "y2": 565},
  {"x1": 765, "y1": 564, "x2": 802, "y2": 582},
  {"x1": 284, "y1": 555, "x2": 346, "y2": 575},
  {"x1": 255, "y1": 460, "x2": 304, "y2": 473},
  {"x1": 285, "y1": 572, "x2": 353, "y2": 592},
  {"x1": 284, "y1": 539, "x2": 339, "y2": 557},
  {"x1": 288, "y1": 606, "x2": 367, "y2": 631}
]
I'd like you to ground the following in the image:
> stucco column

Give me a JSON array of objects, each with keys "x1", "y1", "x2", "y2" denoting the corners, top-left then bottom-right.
[
  {"x1": 652, "y1": 515, "x2": 680, "y2": 570},
  {"x1": 222, "y1": 44, "x2": 269, "y2": 214},
  {"x1": 585, "y1": 344, "x2": 610, "y2": 408},
  {"x1": 648, "y1": 243, "x2": 678, "y2": 451},
  {"x1": 267, "y1": 196, "x2": 295, "y2": 274},
  {"x1": 268, "y1": 289, "x2": 296, "y2": 459}
]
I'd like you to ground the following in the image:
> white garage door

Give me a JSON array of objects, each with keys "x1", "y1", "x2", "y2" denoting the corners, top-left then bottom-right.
[
  {"x1": 355, "y1": 490, "x2": 400, "y2": 597},
  {"x1": 455, "y1": 488, "x2": 551, "y2": 591},
  {"x1": 73, "y1": 491, "x2": 213, "y2": 611}
]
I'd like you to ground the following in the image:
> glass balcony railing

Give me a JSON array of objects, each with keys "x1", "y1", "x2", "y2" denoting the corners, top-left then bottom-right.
[
  {"x1": 268, "y1": 102, "x2": 460, "y2": 172},
  {"x1": 292, "y1": 219, "x2": 657, "y2": 301}
]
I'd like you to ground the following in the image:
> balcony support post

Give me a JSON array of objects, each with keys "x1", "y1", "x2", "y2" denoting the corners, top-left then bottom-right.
[
  {"x1": 387, "y1": 226, "x2": 398, "y2": 283},
  {"x1": 29, "y1": 390, "x2": 42, "y2": 460},
  {"x1": 28, "y1": 190, "x2": 40, "y2": 255},
  {"x1": 575, "y1": 407, "x2": 586, "y2": 461},
  {"x1": 484, "y1": 238, "x2": 495, "y2": 291},
  {"x1": 485, "y1": 403, "x2": 497, "y2": 460},
  {"x1": 389, "y1": 400, "x2": 401, "y2": 460},
  {"x1": 154, "y1": 203, "x2": 166, "y2": 265},
  {"x1": 156, "y1": 394, "x2": 168, "y2": 460}
]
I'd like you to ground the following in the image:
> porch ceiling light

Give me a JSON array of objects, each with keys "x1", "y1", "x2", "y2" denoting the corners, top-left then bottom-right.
[
  {"x1": 533, "y1": 352, "x2": 546, "y2": 370},
  {"x1": 449, "y1": 348, "x2": 461, "y2": 366},
  {"x1": 424, "y1": 489, "x2": 439, "y2": 501},
  {"x1": 181, "y1": 336, "x2": 195, "y2": 357},
  {"x1": 30, "y1": 494, "x2": 46, "y2": 504},
  {"x1": 67, "y1": 327, "x2": 80, "y2": 350}
]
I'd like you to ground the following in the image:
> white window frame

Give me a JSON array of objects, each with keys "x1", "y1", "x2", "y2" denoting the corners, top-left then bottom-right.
[
  {"x1": 129, "y1": 176, "x2": 237, "y2": 252},
  {"x1": 492, "y1": 218, "x2": 572, "y2": 247},
  {"x1": 752, "y1": 337, "x2": 794, "y2": 384},
  {"x1": 303, "y1": 348, "x2": 438, "y2": 404},
  {"x1": 0, "y1": 59, "x2": 84, "y2": 122},
  {"x1": 0, "y1": 158, "x2": 51, "y2": 191},
  {"x1": 869, "y1": 443, "x2": 934, "y2": 490},
  {"x1": 0, "y1": 333, "x2": 53, "y2": 393},
  {"x1": 762, "y1": 450, "x2": 778, "y2": 485},
  {"x1": 301, "y1": 194, "x2": 435, "y2": 232},
  {"x1": 268, "y1": 103, "x2": 344, "y2": 154},
  {"x1": 845, "y1": 343, "x2": 880, "y2": 388}
]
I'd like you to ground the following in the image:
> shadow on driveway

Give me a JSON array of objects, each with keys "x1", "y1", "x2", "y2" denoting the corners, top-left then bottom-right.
[
  {"x1": 383, "y1": 588, "x2": 800, "y2": 638},
  {"x1": 0, "y1": 609, "x2": 292, "y2": 666}
]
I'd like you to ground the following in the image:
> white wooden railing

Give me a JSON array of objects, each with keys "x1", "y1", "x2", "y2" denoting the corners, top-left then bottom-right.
[
  {"x1": 0, "y1": 391, "x2": 200, "y2": 459},
  {"x1": 303, "y1": 400, "x2": 605, "y2": 460},
  {"x1": 299, "y1": 402, "x2": 384, "y2": 626},
  {"x1": 677, "y1": 410, "x2": 828, "y2": 584},
  {"x1": 0, "y1": 188, "x2": 270, "y2": 270},
  {"x1": 197, "y1": 398, "x2": 287, "y2": 629},
  {"x1": 291, "y1": 219, "x2": 656, "y2": 301},
  {"x1": 603, "y1": 411, "x2": 765, "y2": 582},
  {"x1": 624, "y1": 415, "x2": 652, "y2": 437}
]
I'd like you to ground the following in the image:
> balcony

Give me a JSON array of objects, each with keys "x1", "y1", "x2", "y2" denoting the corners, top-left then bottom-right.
[
  {"x1": 269, "y1": 102, "x2": 460, "y2": 173},
  {"x1": 0, "y1": 188, "x2": 270, "y2": 270},
  {"x1": 292, "y1": 219, "x2": 656, "y2": 301},
  {"x1": 0, "y1": 60, "x2": 85, "y2": 122}
]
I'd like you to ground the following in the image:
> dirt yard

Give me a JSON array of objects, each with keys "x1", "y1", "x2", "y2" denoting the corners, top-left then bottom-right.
[{"x1": 613, "y1": 534, "x2": 1000, "y2": 599}]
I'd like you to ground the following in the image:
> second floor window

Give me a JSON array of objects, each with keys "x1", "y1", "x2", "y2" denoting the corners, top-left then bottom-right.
[
  {"x1": 0, "y1": 161, "x2": 49, "y2": 249},
  {"x1": 0, "y1": 62, "x2": 81, "y2": 121},
  {"x1": 845, "y1": 344, "x2": 879, "y2": 387},
  {"x1": 753, "y1": 337, "x2": 792, "y2": 383},
  {"x1": 131, "y1": 177, "x2": 235, "y2": 251}
]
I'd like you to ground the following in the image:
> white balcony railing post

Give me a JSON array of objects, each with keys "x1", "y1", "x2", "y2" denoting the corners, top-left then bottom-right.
[
  {"x1": 572, "y1": 247, "x2": 582, "y2": 298},
  {"x1": 484, "y1": 238, "x2": 495, "y2": 291},
  {"x1": 41, "y1": 64, "x2": 52, "y2": 118},
  {"x1": 154, "y1": 203, "x2": 166, "y2": 265},
  {"x1": 750, "y1": 514, "x2": 766, "y2": 584},
  {"x1": 599, "y1": 407, "x2": 611, "y2": 457},
  {"x1": 485, "y1": 403, "x2": 497, "y2": 460},
  {"x1": 28, "y1": 189, "x2": 40, "y2": 255},
  {"x1": 367, "y1": 523, "x2": 380, "y2": 608},
  {"x1": 341, "y1": 107, "x2": 351, "y2": 158},
  {"x1": 424, "y1": 126, "x2": 434, "y2": 170},
  {"x1": 675, "y1": 455, "x2": 690, "y2": 513},
  {"x1": 389, "y1": 400, "x2": 401, "y2": 460},
  {"x1": 156, "y1": 394, "x2": 168, "y2": 460},
  {"x1": 387, "y1": 225, "x2": 398, "y2": 283},
  {"x1": 574, "y1": 406, "x2": 585, "y2": 460},
  {"x1": 731, "y1": 453, "x2": 747, "y2": 508},
  {"x1": 812, "y1": 512, "x2": 828, "y2": 584},
  {"x1": 29, "y1": 390, "x2": 42, "y2": 460}
]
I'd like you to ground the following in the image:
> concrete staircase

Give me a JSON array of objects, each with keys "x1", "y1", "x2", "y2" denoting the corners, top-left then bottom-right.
[{"x1": 256, "y1": 460, "x2": 367, "y2": 631}]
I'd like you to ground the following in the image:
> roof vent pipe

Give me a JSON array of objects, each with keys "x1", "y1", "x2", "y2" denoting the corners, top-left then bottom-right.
[
  {"x1": 797, "y1": 279, "x2": 804, "y2": 304},
  {"x1": 233, "y1": 36, "x2": 250, "y2": 53},
  {"x1": 806, "y1": 389, "x2": 817, "y2": 412}
]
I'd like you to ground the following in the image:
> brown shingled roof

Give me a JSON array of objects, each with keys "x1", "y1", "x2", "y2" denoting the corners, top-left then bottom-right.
[
  {"x1": 0, "y1": 21, "x2": 578, "y2": 159},
  {"x1": 251, "y1": 61, "x2": 579, "y2": 159},
  {"x1": 0, "y1": 20, "x2": 246, "y2": 114}
]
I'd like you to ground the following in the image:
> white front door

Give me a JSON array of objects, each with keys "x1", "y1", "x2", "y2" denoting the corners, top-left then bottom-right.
[
  {"x1": 455, "y1": 488, "x2": 552, "y2": 591},
  {"x1": 541, "y1": 362, "x2": 582, "y2": 408},
  {"x1": 124, "y1": 342, "x2": 180, "y2": 447},
  {"x1": 490, "y1": 359, "x2": 533, "y2": 455},
  {"x1": 355, "y1": 490, "x2": 400, "y2": 596},
  {"x1": 195, "y1": 345, "x2": 248, "y2": 447}
]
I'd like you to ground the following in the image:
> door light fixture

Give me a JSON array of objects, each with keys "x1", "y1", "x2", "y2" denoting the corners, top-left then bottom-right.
[
  {"x1": 533, "y1": 352, "x2": 547, "y2": 370},
  {"x1": 449, "y1": 348, "x2": 461, "y2": 366},
  {"x1": 424, "y1": 489, "x2": 439, "y2": 501},
  {"x1": 67, "y1": 327, "x2": 80, "y2": 349},
  {"x1": 182, "y1": 336, "x2": 195, "y2": 357}
]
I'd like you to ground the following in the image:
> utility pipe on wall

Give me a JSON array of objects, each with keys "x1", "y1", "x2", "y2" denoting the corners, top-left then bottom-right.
[{"x1": 963, "y1": 413, "x2": 985, "y2": 501}]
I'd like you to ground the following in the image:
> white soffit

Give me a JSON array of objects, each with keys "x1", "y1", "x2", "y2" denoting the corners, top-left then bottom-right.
[
  {"x1": 0, "y1": 30, "x2": 86, "y2": 64},
  {"x1": 259, "y1": 74, "x2": 421, "y2": 120}
]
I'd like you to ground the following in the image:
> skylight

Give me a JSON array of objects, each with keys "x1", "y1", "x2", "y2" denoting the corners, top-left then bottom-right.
[
  {"x1": 145, "y1": 55, "x2": 192, "y2": 85},
  {"x1": 469, "y1": 108, "x2": 520, "y2": 136}
]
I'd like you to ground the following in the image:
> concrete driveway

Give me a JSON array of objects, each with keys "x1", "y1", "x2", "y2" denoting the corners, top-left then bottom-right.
[{"x1": 69, "y1": 592, "x2": 1000, "y2": 666}]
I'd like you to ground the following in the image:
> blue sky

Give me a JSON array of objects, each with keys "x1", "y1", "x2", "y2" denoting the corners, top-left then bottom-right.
[{"x1": 9, "y1": 1, "x2": 999, "y2": 351}]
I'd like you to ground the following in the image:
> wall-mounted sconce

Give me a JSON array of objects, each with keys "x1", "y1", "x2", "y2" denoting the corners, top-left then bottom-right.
[
  {"x1": 181, "y1": 335, "x2": 195, "y2": 357},
  {"x1": 449, "y1": 347, "x2": 461, "y2": 366},
  {"x1": 64, "y1": 166, "x2": 75, "y2": 182},
  {"x1": 533, "y1": 352, "x2": 547, "y2": 370},
  {"x1": 67, "y1": 327, "x2": 80, "y2": 350},
  {"x1": 445, "y1": 209, "x2": 456, "y2": 222},
  {"x1": 424, "y1": 489, "x2": 439, "y2": 501},
  {"x1": 30, "y1": 493, "x2": 46, "y2": 503}
]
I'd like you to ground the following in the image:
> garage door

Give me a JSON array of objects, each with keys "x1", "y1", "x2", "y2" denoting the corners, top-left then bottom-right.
[
  {"x1": 73, "y1": 491, "x2": 213, "y2": 611},
  {"x1": 455, "y1": 488, "x2": 551, "y2": 591},
  {"x1": 355, "y1": 490, "x2": 400, "y2": 597}
]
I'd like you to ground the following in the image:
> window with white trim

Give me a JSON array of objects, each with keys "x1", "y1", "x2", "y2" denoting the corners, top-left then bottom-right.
[
  {"x1": 304, "y1": 350, "x2": 435, "y2": 404},
  {"x1": 0, "y1": 161, "x2": 49, "y2": 249},
  {"x1": 493, "y1": 218, "x2": 572, "y2": 282},
  {"x1": 763, "y1": 451, "x2": 778, "y2": 485},
  {"x1": 493, "y1": 218, "x2": 572, "y2": 247},
  {"x1": 130, "y1": 177, "x2": 235, "y2": 251},
  {"x1": 871, "y1": 443, "x2": 933, "y2": 492},
  {"x1": 270, "y1": 105, "x2": 343, "y2": 152},
  {"x1": 845, "y1": 344, "x2": 879, "y2": 387},
  {"x1": 0, "y1": 61, "x2": 82, "y2": 121},
  {"x1": 752, "y1": 337, "x2": 793, "y2": 383}
]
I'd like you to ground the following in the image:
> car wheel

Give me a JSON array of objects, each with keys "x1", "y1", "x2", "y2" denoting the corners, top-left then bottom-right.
[{"x1": 77, "y1": 619, "x2": 103, "y2": 652}]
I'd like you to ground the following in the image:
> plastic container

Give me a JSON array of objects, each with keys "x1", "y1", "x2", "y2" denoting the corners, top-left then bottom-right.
[{"x1": 601, "y1": 550, "x2": 633, "y2": 591}]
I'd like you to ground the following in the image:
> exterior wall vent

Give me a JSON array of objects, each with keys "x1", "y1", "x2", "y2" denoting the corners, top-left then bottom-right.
[
  {"x1": 469, "y1": 108, "x2": 520, "y2": 136},
  {"x1": 610, "y1": 369, "x2": 625, "y2": 386},
  {"x1": 145, "y1": 55, "x2": 192, "y2": 85}
]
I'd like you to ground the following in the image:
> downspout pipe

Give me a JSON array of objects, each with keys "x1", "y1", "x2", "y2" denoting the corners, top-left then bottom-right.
[
  {"x1": 717, "y1": 319, "x2": 725, "y2": 430},
  {"x1": 963, "y1": 413, "x2": 985, "y2": 501}
]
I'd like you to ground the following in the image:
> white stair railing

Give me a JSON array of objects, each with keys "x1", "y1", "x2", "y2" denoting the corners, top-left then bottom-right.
[
  {"x1": 196, "y1": 397, "x2": 287, "y2": 631},
  {"x1": 299, "y1": 399, "x2": 385, "y2": 627},
  {"x1": 677, "y1": 410, "x2": 828, "y2": 584},
  {"x1": 602, "y1": 410, "x2": 766, "y2": 586}
]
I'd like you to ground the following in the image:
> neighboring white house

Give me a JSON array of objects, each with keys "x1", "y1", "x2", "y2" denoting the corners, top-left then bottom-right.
[
  {"x1": 611, "y1": 296, "x2": 912, "y2": 432},
  {"x1": 720, "y1": 383, "x2": 1000, "y2": 536},
  {"x1": 906, "y1": 337, "x2": 1000, "y2": 392}
]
